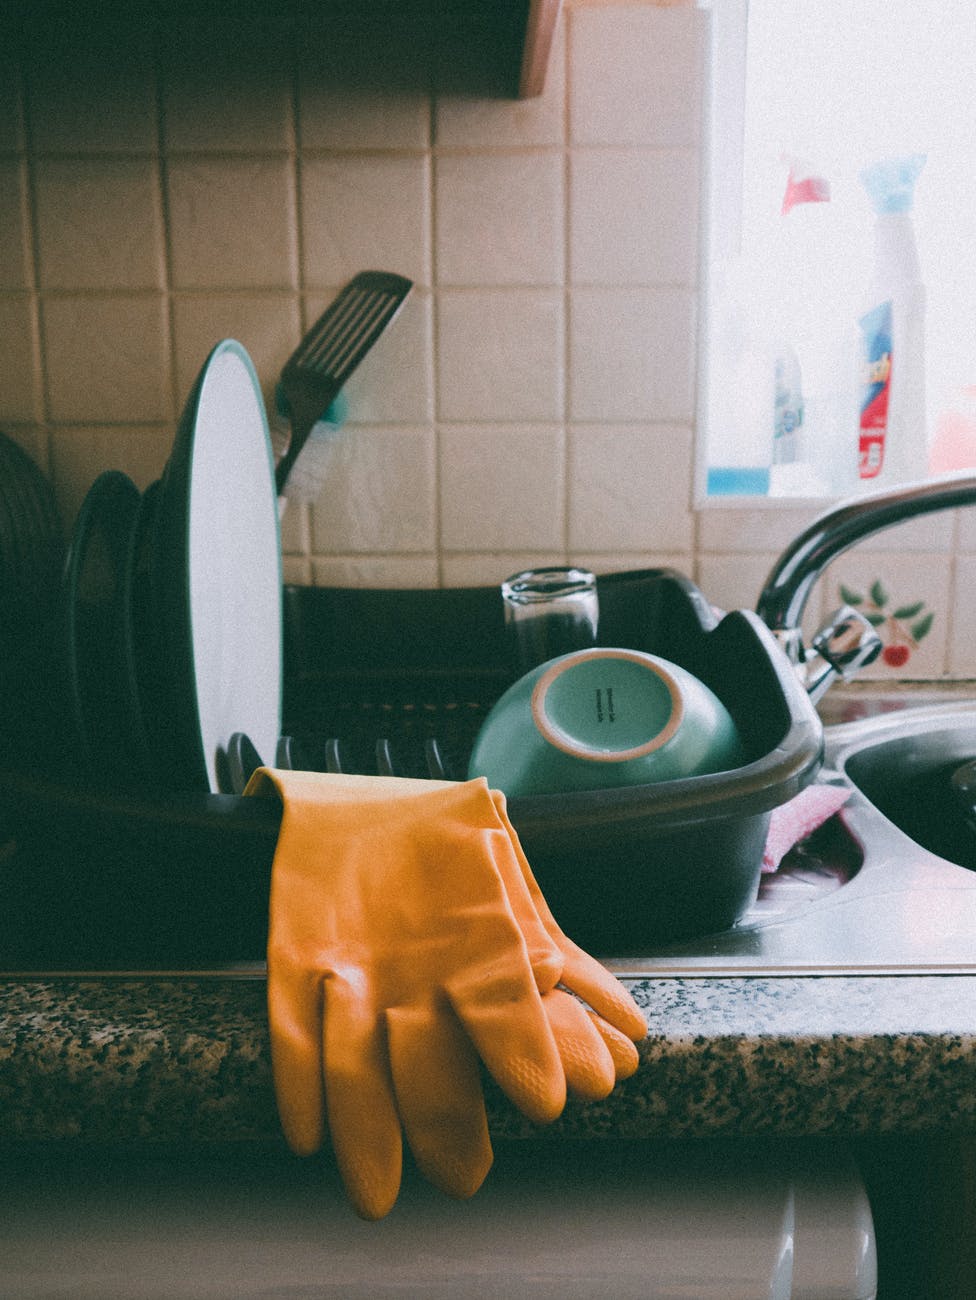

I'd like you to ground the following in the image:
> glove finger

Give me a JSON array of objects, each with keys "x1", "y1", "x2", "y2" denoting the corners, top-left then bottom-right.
[
  {"x1": 489, "y1": 791, "x2": 647, "y2": 1042},
  {"x1": 558, "y1": 944, "x2": 648, "y2": 1043},
  {"x1": 446, "y1": 953, "x2": 566, "y2": 1127},
  {"x1": 486, "y1": 831, "x2": 565, "y2": 995},
  {"x1": 266, "y1": 964, "x2": 327, "y2": 1157},
  {"x1": 386, "y1": 1003, "x2": 493, "y2": 1201},
  {"x1": 542, "y1": 988, "x2": 616, "y2": 1101},
  {"x1": 588, "y1": 1009, "x2": 641, "y2": 1080},
  {"x1": 322, "y1": 976, "x2": 403, "y2": 1221}
]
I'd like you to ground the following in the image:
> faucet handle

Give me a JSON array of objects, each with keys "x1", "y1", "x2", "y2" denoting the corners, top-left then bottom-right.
[{"x1": 804, "y1": 605, "x2": 884, "y2": 704}]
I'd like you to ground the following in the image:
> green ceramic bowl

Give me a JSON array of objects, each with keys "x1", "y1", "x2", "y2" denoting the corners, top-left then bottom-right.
[{"x1": 467, "y1": 647, "x2": 745, "y2": 797}]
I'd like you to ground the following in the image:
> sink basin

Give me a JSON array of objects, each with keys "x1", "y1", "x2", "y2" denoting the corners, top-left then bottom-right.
[
  {"x1": 837, "y1": 701, "x2": 976, "y2": 869},
  {"x1": 608, "y1": 700, "x2": 976, "y2": 977}
]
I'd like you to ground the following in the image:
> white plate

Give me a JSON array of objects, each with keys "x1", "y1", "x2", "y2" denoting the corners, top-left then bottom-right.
[{"x1": 153, "y1": 340, "x2": 281, "y2": 793}]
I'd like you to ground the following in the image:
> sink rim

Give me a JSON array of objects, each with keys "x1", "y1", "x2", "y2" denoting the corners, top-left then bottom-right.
[{"x1": 824, "y1": 696, "x2": 976, "y2": 754}]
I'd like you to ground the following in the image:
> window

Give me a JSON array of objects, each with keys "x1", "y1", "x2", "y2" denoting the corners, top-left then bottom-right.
[{"x1": 699, "y1": 0, "x2": 976, "y2": 501}]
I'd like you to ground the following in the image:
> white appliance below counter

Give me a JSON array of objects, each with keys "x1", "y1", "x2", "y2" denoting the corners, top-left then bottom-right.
[{"x1": 0, "y1": 1139, "x2": 875, "y2": 1299}]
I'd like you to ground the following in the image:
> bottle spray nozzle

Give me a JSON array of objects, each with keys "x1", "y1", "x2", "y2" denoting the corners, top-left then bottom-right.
[{"x1": 860, "y1": 154, "x2": 927, "y2": 215}]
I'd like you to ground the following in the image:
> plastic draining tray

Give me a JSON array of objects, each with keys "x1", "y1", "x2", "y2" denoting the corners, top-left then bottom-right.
[{"x1": 0, "y1": 570, "x2": 822, "y2": 967}]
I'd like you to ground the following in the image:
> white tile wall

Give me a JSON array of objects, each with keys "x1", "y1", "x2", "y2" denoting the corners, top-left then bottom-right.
[
  {"x1": 569, "y1": 149, "x2": 700, "y2": 283},
  {"x1": 435, "y1": 152, "x2": 564, "y2": 286},
  {"x1": 0, "y1": 0, "x2": 970, "y2": 678},
  {"x1": 436, "y1": 289, "x2": 564, "y2": 421},
  {"x1": 0, "y1": 159, "x2": 29, "y2": 289},
  {"x1": 167, "y1": 158, "x2": 300, "y2": 290},
  {"x1": 818, "y1": 551, "x2": 953, "y2": 681},
  {"x1": 40, "y1": 297, "x2": 173, "y2": 424},
  {"x1": 300, "y1": 155, "x2": 432, "y2": 286},
  {"x1": 34, "y1": 159, "x2": 166, "y2": 291},
  {"x1": 568, "y1": 287, "x2": 696, "y2": 420},
  {"x1": 568, "y1": 5, "x2": 706, "y2": 147},
  {"x1": 568, "y1": 423, "x2": 694, "y2": 553},
  {"x1": 440, "y1": 423, "x2": 565, "y2": 552},
  {"x1": 0, "y1": 296, "x2": 40, "y2": 422},
  {"x1": 948, "y1": 554, "x2": 976, "y2": 676}
]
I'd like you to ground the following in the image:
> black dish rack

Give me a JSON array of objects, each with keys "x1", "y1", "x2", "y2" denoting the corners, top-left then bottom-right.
[{"x1": 0, "y1": 569, "x2": 822, "y2": 967}]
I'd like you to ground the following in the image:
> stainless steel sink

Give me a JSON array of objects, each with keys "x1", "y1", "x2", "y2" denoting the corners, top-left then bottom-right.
[{"x1": 609, "y1": 700, "x2": 976, "y2": 977}]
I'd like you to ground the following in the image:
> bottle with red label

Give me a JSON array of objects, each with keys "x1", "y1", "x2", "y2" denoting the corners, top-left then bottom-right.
[{"x1": 857, "y1": 155, "x2": 928, "y2": 487}]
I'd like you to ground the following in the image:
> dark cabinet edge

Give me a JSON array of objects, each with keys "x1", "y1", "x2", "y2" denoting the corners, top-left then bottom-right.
[{"x1": 519, "y1": 0, "x2": 564, "y2": 97}]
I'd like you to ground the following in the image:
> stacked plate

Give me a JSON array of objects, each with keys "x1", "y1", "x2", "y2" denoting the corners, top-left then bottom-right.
[
  {"x1": 0, "y1": 431, "x2": 66, "y2": 774},
  {"x1": 0, "y1": 432, "x2": 63, "y2": 601},
  {"x1": 59, "y1": 340, "x2": 283, "y2": 795}
]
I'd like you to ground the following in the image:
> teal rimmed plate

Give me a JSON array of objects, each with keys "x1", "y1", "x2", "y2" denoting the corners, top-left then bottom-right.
[{"x1": 151, "y1": 340, "x2": 282, "y2": 793}]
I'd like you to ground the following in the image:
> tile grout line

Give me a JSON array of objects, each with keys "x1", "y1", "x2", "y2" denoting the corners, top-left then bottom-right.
[
  {"x1": 943, "y1": 510, "x2": 962, "y2": 676},
  {"x1": 154, "y1": 19, "x2": 180, "y2": 433},
  {"x1": 561, "y1": 5, "x2": 572, "y2": 564},
  {"x1": 17, "y1": 58, "x2": 49, "y2": 451},
  {"x1": 289, "y1": 21, "x2": 314, "y2": 581},
  {"x1": 429, "y1": 71, "x2": 444, "y2": 587}
]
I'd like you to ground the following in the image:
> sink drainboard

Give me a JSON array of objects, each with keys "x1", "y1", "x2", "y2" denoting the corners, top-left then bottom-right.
[{"x1": 610, "y1": 704, "x2": 976, "y2": 978}]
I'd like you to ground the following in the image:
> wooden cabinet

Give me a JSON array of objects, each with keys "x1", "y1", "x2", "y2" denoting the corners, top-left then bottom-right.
[
  {"x1": 519, "y1": 0, "x2": 563, "y2": 97},
  {"x1": 433, "y1": 0, "x2": 564, "y2": 99}
]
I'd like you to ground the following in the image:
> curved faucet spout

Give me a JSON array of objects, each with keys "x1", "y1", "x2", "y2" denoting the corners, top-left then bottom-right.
[{"x1": 756, "y1": 470, "x2": 976, "y2": 651}]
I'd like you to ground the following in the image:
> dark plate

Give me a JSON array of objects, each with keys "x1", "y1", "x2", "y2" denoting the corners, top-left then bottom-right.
[
  {"x1": 126, "y1": 479, "x2": 169, "y2": 785},
  {"x1": 0, "y1": 432, "x2": 65, "y2": 770},
  {"x1": 62, "y1": 470, "x2": 145, "y2": 787},
  {"x1": 0, "y1": 431, "x2": 62, "y2": 596}
]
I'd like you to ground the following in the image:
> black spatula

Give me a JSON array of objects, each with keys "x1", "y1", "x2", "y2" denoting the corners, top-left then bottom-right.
[{"x1": 274, "y1": 270, "x2": 413, "y2": 498}]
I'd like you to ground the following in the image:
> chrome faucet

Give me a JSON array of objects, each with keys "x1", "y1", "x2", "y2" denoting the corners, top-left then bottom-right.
[{"x1": 756, "y1": 470, "x2": 976, "y2": 701}]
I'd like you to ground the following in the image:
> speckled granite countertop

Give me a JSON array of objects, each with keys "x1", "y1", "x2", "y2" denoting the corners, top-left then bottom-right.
[{"x1": 3, "y1": 973, "x2": 974, "y2": 1144}]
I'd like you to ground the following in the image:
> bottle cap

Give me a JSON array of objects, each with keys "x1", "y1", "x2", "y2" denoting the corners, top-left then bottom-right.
[{"x1": 781, "y1": 166, "x2": 830, "y2": 215}]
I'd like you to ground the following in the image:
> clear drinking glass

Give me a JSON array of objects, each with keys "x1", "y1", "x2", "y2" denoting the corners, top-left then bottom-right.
[{"x1": 501, "y1": 567, "x2": 599, "y2": 674}]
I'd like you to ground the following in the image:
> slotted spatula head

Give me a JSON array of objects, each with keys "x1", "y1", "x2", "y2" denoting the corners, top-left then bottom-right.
[{"x1": 275, "y1": 270, "x2": 412, "y2": 495}]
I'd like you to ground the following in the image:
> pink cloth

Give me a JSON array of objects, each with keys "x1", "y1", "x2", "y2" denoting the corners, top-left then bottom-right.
[{"x1": 762, "y1": 783, "x2": 851, "y2": 873}]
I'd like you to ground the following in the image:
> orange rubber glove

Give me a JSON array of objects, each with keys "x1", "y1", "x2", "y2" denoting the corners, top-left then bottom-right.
[
  {"x1": 247, "y1": 770, "x2": 645, "y2": 1220},
  {"x1": 487, "y1": 788, "x2": 646, "y2": 1074},
  {"x1": 335, "y1": 777, "x2": 646, "y2": 1095},
  {"x1": 259, "y1": 770, "x2": 645, "y2": 1092}
]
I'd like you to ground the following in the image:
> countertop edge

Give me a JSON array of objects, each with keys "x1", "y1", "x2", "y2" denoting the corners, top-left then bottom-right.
[{"x1": 3, "y1": 974, "x2": 975, "y2": 1144}]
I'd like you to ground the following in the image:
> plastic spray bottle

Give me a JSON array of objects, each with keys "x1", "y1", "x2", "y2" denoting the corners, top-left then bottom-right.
[
  {"x1": 767, "y1": 162, "x2": 859, "y2": 497},
  {"x1": 705, "y1": 259, "x2": 774, "y2": 496},
  {"x1": 857, "y1": 154, "x2": 928, "y2": 487}
]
